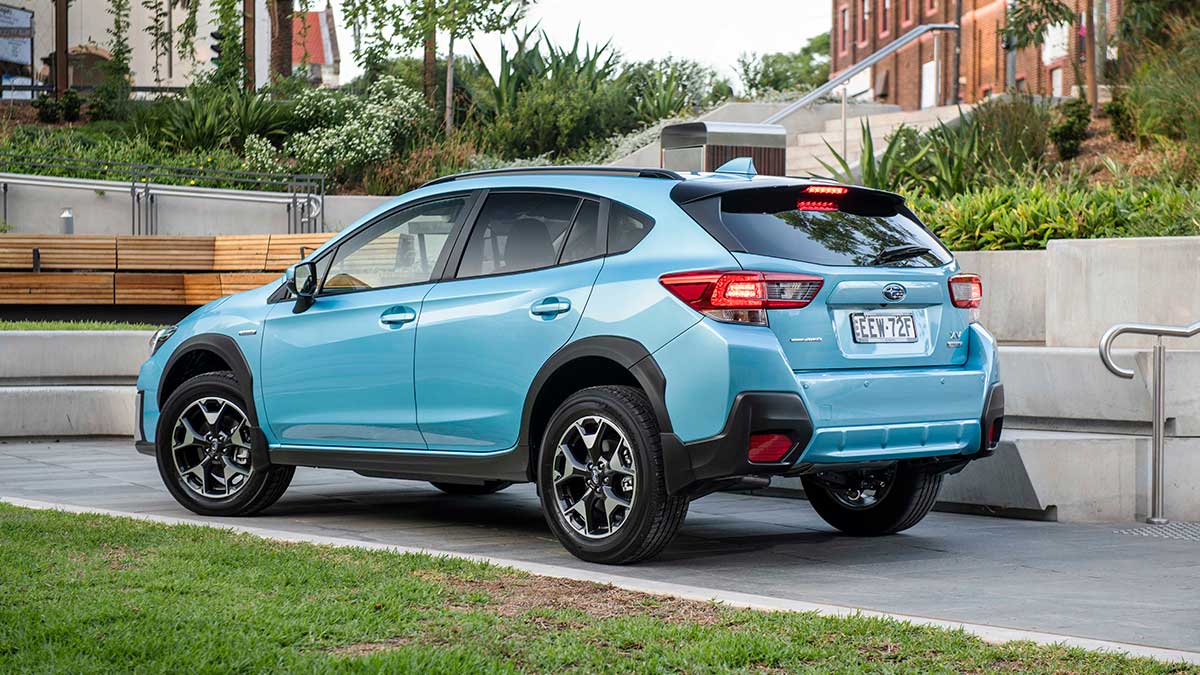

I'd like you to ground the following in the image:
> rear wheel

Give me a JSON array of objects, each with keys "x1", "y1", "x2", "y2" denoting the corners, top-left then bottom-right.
[
  {"x1": 156, "y1": 372, "x2": 294, "y2": 517},
  {"x1": 430, "y1": 480, "x2": 512, "y2": 496},
  {"x1": 801, "y1": 463, "x2": 941, "y2": 536},
  {"x1": 537, "y1": 386, "x2": 688, "y2": 564}
]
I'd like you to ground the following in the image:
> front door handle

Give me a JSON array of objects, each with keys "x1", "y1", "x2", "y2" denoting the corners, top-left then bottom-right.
[
  {"x1": 380, "y1": 306, "x2": 417, "y2": 326},
  {"x1": 531, "y1": 298, "x2": 571, "y2": 316}
]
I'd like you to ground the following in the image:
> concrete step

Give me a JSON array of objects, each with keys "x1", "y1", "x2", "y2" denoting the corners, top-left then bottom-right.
[
  {"x1": 0, "y1": 385, "x2": 134, "y2": 437},
  {"x1": 820, "y1": 103, "x2": 968, "y2": 133}
]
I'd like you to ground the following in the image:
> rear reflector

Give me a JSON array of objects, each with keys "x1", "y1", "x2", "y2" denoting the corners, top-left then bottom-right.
[
  {"x1": 748, "y1": 434, "x2": 793, "y2": 463},
  {"x1": 948, "y1": 273, "x2": 983, "y2": 309},
  {"x1": 660, "y1": 270, "x2": 824, "y2": 325}
]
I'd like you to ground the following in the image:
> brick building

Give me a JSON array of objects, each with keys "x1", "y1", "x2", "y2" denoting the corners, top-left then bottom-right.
[{"x1": 830, "y1": 0, "x2": 1123, "y2": 109}]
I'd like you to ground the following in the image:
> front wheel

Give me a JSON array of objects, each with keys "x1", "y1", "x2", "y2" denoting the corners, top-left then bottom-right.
[
  {"x1": 537, "y1": 386, "x2": 688, "y2": 564},
  {"x1": 156, "y1": 371, "x2": 294, "y2": 517},
  {"x1": 801, "y1": 463, "x2": 942, "y2": 536}
]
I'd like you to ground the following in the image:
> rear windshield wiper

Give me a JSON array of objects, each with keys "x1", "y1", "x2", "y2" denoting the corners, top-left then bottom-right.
[{"x1": 871, "y1": 244, "x2": 930, "y2": 266}]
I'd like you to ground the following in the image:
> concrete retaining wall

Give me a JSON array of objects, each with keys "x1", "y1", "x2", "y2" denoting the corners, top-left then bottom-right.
[
  {"x1": 0, "y1": 331, "x2": 147, "y2": 384},
  {"x1": 953, "y1": 250, "x2": 1046, "y2": 344}
]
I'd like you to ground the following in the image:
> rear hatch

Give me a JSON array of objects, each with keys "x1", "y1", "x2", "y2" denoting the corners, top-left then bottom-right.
[{"x1": 679, "y1": 183, "x2": 973, "y2": 371}]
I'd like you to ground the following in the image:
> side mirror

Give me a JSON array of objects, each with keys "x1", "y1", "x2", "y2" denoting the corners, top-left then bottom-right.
[{"x1": 286, "y1": 262, "x2": 318, "y2": 312}]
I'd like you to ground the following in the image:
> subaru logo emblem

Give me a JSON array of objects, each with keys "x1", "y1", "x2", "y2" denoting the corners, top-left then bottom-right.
[{"x1": 882, "y1": 283, "x2": 907, "y2": 301}]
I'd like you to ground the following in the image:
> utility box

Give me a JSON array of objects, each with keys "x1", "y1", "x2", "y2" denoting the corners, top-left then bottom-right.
[{"x1": 660, "y1": 122, "x2": 788, "y2": 175}]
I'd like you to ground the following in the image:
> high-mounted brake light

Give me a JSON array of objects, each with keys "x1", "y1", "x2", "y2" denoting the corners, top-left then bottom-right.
[
  {"x1": 948, "y1": 273, "x2": 983, "y2": 309},
  {"x1": 659, "y1": 270, "x2": 824, "y2": 326},
  {"x1": 803, "y1": 185, "x2": 849, "y2": 196},
  {"x1": 795, "y1": 199, "x2": 839, "y2": 211}
]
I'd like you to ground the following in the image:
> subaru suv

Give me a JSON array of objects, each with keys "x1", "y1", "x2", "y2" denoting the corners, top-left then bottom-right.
[{"x1": 135, "y1": 161, "x2": 1003, "y2": 564}]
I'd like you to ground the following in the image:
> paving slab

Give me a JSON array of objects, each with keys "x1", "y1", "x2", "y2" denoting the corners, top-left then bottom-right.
[{"x1": 1, "y1": 437, "x2": 1198, "y2": 656}]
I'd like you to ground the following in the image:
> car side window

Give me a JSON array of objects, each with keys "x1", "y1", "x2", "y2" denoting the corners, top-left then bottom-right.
[
  {"x1": 608, "y1": 202, "x2": 654, "y2": 254},
  {"x1": 323, "y1": 196, "x2": 467, "y2": 293},
  {"x1": 456, "y1": 192, "x2": 581, "y2": 278},
  {"x1": 559, "y1": 200, "x2": 602, "y2": 264}
]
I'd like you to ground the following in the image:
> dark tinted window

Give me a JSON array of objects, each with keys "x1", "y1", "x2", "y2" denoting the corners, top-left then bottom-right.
[
  {"x1": 608, "y1": 203, "x2": 653, "y2": 254},
  {"x1": 719, "y1": 188, "x2": 951, "y2": 267},
  {"x1": 457, "y1": 192, "x2": 579, "y2": 278},
  {"x1": 560, "y1": 200, "x2": 602, "y2": 264}
]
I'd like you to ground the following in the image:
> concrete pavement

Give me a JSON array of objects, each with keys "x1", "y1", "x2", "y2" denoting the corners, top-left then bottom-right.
[{"x1": 2, "y1": 437, "x2": 1198, "y2": 657}]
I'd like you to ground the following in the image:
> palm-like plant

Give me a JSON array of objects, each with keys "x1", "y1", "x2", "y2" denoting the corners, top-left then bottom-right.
[{"x1": 815, "y1": 119, "x2": 927, "y2": 192}]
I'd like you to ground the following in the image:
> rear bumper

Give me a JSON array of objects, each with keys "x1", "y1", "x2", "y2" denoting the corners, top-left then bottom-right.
[{"x1": 661, "y1": 382, "x2": 1004, "y2": 495}]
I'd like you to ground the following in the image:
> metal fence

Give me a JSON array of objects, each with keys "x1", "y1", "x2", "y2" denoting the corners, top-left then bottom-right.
[{"x1": 0, "y1": 155, "x2": 326, "y2": 234}]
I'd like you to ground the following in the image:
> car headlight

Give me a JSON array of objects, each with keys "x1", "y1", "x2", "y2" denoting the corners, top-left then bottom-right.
[{"x1": 149, "y1": 325, "x2": 177, "y2": 356}]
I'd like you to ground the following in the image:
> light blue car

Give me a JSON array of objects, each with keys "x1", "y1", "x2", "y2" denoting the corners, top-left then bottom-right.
[{"x1": 135, "y1": 162, "x2": 1003, "y2": 564}]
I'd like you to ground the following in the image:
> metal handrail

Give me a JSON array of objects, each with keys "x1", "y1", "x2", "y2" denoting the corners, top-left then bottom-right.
[
  {"x1": 1099, "y1": 320, "x2": 1200, "y2": 525},
  {"x1": 0, "y1": 168, "x2": 324, "y2": 234},
  {"x1": 763, "y1": 23, "x2": 960, "y2": 125}
]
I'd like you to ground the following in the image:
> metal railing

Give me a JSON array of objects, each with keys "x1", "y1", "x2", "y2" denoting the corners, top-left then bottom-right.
[
  {"x1": 1100, "y1": 320, "x2": 1200, "y2": 525},
  {"x1": 0, "y1": 155, "x2": 326, "y2": 234},
  {"x1": 764, "y1": 23, "x2": 960, "y2": 126}
]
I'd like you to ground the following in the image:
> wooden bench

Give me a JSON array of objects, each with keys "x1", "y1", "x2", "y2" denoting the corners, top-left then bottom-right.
[
  {"x1": 116, "y1": 236, "x2": 216, "y2": 271},
  {"x1": 0, "y1": 235, "x2": 118, "y2": 270},
  {"x1": 0, "y1": 273, "x2": 115, "y2": 304},
  {"x1": 2, "y1": 232, "x2": 334, "y2": 305}
]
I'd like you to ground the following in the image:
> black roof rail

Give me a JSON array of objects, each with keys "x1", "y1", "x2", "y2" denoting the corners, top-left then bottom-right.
[{"x1": 420, "y1": 165, "x2": 685, "y2": 187}]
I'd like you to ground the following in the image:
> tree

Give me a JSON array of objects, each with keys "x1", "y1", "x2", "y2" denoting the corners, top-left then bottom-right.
[
  {"x1": 91, "y1": 0, "x2": 133, "y2": 119},
  {"x1": 268, "y1": 0, "x2": 294, "y2": 80},
  {"x1": 737, "y1": 32, "x2": 830, "y2": 97},
  {"x1": 437, "y1": 0, "x2": 527, "y2": 133},
  {"x1": 342, "y1": 0, "x2": 527, "y2": 132},
  {"x1": 1000, "y1": 0, "x2": 1098, "y2": 107}
]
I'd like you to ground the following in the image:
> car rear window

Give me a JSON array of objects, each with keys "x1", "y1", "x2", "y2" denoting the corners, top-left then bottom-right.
[{"x1": 717, "y1": 187, "x2": 951, "y2": 267}]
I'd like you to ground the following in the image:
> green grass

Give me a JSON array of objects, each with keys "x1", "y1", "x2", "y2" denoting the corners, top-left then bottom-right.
[
  {"x1": 0, "y1": 320, "x2": 160, "y2": 331},
  {"x1": 0, "y1": 504, "x2": 1191, "y2": 674}
]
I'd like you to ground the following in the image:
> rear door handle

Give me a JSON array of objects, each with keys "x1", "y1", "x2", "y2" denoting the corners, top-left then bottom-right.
[
  {"x1": 380, "y1": 306, "x2": 417, "y2": 326},
  {"x1": 530, "y1": 298, "x2": 571, "y2": 316}
]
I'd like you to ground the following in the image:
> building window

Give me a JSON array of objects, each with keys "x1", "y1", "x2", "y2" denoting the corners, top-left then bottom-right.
[
  {"x1": 927, "y1": 0, "x2": 936, "y2": 11},
  {"x1": 860, "y1": 0, "x2": 870, "y2": 40},
  {"x1": 902, "y1": 0, "x2": 911, "y2": 23},
  {"x1": 1050, "y1": 68, "x2": 1064, "y2": 97},
  {"x1": 882, "y1": 0, "x2": 891, "y2": 32},
  {"x1": 840, "y1": 7, "x2": 850, "y2": 51}
]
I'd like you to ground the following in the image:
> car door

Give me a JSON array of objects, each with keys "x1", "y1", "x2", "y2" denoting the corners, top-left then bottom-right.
[
  {"x1": 415, "y1": 191, "x2": 606, "y2": 453},
  {"x1": 258, "y1": 193, "x2": 474, "y2": 450}
]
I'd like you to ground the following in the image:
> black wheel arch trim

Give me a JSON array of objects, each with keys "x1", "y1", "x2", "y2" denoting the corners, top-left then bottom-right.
[
  {"x1": 516, "y1": 335, "x2": 672, "y2": 480},
  {"x1": 156, "y1": 333, "x2": 271, "y2": 469}
]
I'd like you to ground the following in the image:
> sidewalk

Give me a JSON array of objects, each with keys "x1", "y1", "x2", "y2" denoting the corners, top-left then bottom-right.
[{"x1": 2, "y1": 437, "x2": 1197, "y2": 656}]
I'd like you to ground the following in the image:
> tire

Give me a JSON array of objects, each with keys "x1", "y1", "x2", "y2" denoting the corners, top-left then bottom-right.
[
  {"x1": 430, "y1": 480, "x2": 512, "y2": 496},
  {"x1": 801, "y1": 463, "x2": 942, "y2": 536},
  {"x1": 537, "y1": 385, "x2": 688, "y2": 564},
  {"x1": 156, "y1": 371, "x2": 294, "y2": 517}
]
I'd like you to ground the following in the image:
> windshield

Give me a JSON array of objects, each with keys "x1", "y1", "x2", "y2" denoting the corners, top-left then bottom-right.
[{"x1": 718, "y1": 188, "x2": 951, "y2": 267}]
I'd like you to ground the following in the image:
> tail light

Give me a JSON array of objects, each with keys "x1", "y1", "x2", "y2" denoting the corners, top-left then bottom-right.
[
  {"x1": 659, "y1": 270, "x2": 824, "y2": 326},
  {"x1": 948, "y1": 273, "x2": 982, "y2": 309},
  {"x1": 748, "y1": 433, "x2": 793, "y2": 463}
]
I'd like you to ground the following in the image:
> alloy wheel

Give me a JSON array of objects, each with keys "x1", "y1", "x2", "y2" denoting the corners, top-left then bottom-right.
[
  {"x1": 826, "y1": 467, "x2": 896, "y2": 511},
  {"x1": 170, "y1": 396, "x2": 254, "y2": 499},
  {"x1": 552, "y1": 415, "x2": 638, "y2": 539}
]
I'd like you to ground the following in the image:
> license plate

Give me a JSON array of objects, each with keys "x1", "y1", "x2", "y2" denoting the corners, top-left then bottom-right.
[{"x1": 850, "y1": 313, "x2": 918, "y2": 343}]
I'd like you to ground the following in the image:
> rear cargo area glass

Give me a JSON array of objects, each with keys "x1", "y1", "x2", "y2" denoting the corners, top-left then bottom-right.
[{"x1": 719, "y1": 188, "x2": 951, "y2": 267}]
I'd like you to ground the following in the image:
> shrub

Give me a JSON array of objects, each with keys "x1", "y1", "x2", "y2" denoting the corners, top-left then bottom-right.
[
  {"x1": 485, "y1": 75, "x2": 635, "y2": 159},
  {"x1": 31, "y1": 95, "x2": 61, "y2": 124},
  {"x1": 909, "y1": 179, "x2": 1200, "y2": 250},
  {"x1": 283, "y1": 76, "x2": 429, "y2": 179},
  {"x1": 1104, "y1": 91, "x2": 1136, "y2": 142},
  {"x1": 60, "y1": 90, "x2": 83, "y2": 123},
  {"x1": 1049, "y1": 98, "x2": 1090, "y2": 160},
  {"x1": 1122, "y1": 18, "x2": 1200, "y2": 150},
  {"x1": 970, "y1": 95, "x2": 1051, "y2": 171},
  {"x1": 362, "y1": 136, "x2": 477, "y2": 195}
]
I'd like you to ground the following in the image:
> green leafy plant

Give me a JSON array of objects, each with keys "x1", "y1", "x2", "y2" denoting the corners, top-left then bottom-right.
[
  {"x1": 1049, "y1": 98, "x2": 1091, "y2": 160},
  {"x1": 59, "y1": 90, "x2": 83, "y2": 123},
  {"x1": 737, "y1": 33, "x2": 831, "y2": 97},
  {"x1": 90, "y1": 0, "x2": 133, "y2": 121},
  {"x1": 31, "y1": 95, "x2": 62, "y2": 124},
  {"x1": 162, "y1": 91, "x2": 233, "y2": 151},
  {"x1": 632, "y1": 67, "x2": 687, "y2": 124},
  {"x1": 816, "y1": 119, "x2": 927, "y2": 192},
  {"x1": 1104, "y1": 92, "x2": 1135, "y2": 142}
]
